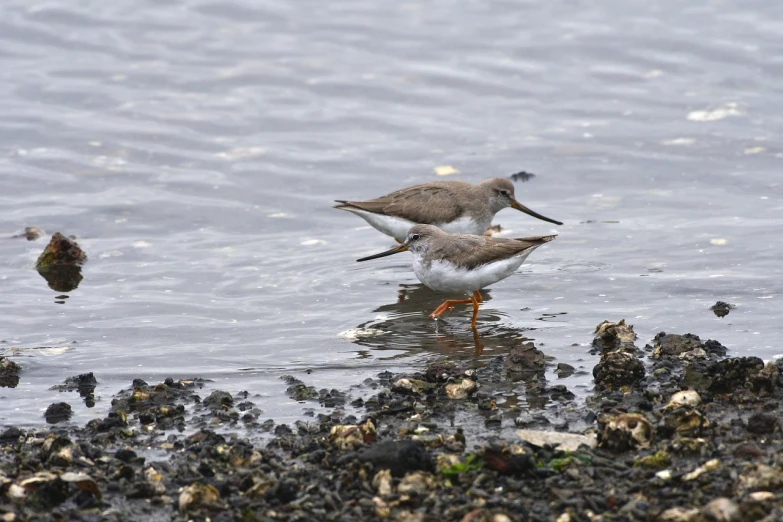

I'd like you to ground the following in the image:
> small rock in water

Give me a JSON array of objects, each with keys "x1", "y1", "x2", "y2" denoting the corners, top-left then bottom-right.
[
  {"x1": 509, "y1": 171, "x2": 536, "y2": 182},
  {"x1": 44, "y1": 402, "x2": 73, "y2": 424},
  {"x1": 50, "y1": 372, "x2": 98, "y2": 406},
  {"x1": 424, "y1": 360, "x2": 466, "y2": 383},
  {"x1": 592, "y1": 319, "x2": 637, "y2": 352},
  {"x1": 0, "y1": 357, "x2": 21, "y2": 388},
  {"x1": 555, "y1": 363, "x2": 575, "y2": 378},
  {"x1": 12, "y1": 226, "x2": 44, "y2": 240},
  {"x1": 35, "y1": 232, "x2": 87, "y2": 292},
  {"x1": 504, "y1": 342, "x2": 546, "y2": 373},
  {"x1": 652, "y1": 332, "x2": 704, "y2": 358},
  {"x1": 711, "y1": 301, "x2": 734, "y2": 318},
  {"x1": 203, "y1": 390, "x2": 234, "y2": 410}
]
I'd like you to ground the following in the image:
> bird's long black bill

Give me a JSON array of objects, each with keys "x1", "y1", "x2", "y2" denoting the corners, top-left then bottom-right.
[
  {"x1": 356, "y1": 244, "x2": 409, "y2": 262},
  {"x1": 511, "y1": 199, "x2": 563, "y2": 225}
]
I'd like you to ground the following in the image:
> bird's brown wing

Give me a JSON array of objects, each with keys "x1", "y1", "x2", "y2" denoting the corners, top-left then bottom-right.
[
  {"x1": 334, "y1": 183, "x2": 465, "y2": 224},
  {"x1": 433, "y1": 235, "x2": 556, "y2": 270}
]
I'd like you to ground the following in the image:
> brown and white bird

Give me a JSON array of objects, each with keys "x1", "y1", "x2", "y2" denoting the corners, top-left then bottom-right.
[
  {"x1": 357, "y1": 224, "x2": 556, "y2": 329},
  {"x1": 335, "y1": 178, "x2": 562, "y2": 242}
]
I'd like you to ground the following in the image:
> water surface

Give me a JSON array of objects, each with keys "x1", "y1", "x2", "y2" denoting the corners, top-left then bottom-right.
[{"x1": 1, "y1": 0, "x2": 782, "y2": 428}]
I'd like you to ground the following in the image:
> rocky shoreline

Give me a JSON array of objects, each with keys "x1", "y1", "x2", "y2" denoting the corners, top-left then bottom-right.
[{"x1": 2, "y1": 320, "x2": 783, "y2": 521}]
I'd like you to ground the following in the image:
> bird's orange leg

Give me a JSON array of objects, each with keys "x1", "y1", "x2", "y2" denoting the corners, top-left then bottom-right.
[
  {"x1": 473, "y1": 290, "x2": 483, "y2": 303},
  {"x1": 429, "y1": 298, "x2": 473, "y2": 319},
  {"x1": 469, "y1": 294, "x2": 480, "y2": 330}
]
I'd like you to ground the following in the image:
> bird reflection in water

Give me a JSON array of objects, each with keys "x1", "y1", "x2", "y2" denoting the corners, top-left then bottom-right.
[{"x1": 350, "y1": 284, "x2": 539, "y2": 358}]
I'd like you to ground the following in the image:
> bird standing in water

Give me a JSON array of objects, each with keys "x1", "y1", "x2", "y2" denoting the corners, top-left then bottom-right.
[{"x1": 357, "y1": 224, "x2": 556, "y2": 329}]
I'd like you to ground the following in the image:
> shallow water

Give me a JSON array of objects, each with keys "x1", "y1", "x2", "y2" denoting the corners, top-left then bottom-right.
[{"x1": 1, "y1": 0, "x2": 782, "y2": 428}]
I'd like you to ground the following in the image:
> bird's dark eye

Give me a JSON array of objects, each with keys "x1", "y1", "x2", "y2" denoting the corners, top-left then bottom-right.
[
  {"x1": 411, "y1": 234, "x2": 420, "y2": 241},
  {"x1": 499, "y1": 190, "x2": 509, "y2": 197}
]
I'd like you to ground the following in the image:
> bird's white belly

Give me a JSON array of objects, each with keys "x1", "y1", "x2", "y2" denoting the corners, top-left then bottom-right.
[
  {"x1": 437, "y1": 215, "x2": 489, "y2": 235},
  {"x1": 412, "y1": 252, "x2": 532, "y2": 293},
  {"x1": 347, "y1": 209, "x2": 416, "y2": 242}
]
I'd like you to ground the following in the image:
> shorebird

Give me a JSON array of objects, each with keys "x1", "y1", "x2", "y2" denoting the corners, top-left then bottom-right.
[
  {"x1": 356, "y1": 224, "x2": 556, "y2": 329},
  {"x1": 335, "y1": 178, "x2": 562, "y2": 242}
]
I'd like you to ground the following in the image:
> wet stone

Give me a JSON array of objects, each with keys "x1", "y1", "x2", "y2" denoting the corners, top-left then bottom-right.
[
  {"x1": 344, "y1": 440, "x2": 434, "y2": 477},
  {"x1": 424, "y1": 360, "x2": 467, "y2": 383},
  {"x1": 44, "y1": 402, "x2": 73, "y2": 424},
  {"x1": 50, "y1": 372, "x2": 98, "y2": 407},
  {"x1": 652, "y1": 332, "x2": 704, "y2": 358},
  {"x1": 747, "y1": 412, "x2": 778, "y2": 434},
  {"x1": 203, "y1": 390, "x2": 234, "y2": 410},
  {"x1": 711, "y1": 301, "x2": 735, "y2": 318},
  {"x1": 0, "y1": 426, "x2": 24, "y2": 442},
  {"x1": 597, "y1": 413, "x2": 653, "y2": 452},
  {"x1": 707, "y1": 357, "x2": 766, "y2": 394},
  {"x1": 282, "y1": 375, "x2": 318, "y2": 401},
  {"x1": 593, "y1": 350, "x2": 645, "y2": 389},
  {"x1": 35, "y1": 232, "x2": 87, "y2": 292},
  {"x1": 504, "y1": 342, "x2": 546, "y2": 373},
  {"x1": 592, "y1": 319, "x2": 637, "y2": 352},
  {"x1": 555, "y1": 363, "x2": 575, "y2": 378},
  {"x1": 0, "y1": 357, "x2": 21, "y2": 388}
]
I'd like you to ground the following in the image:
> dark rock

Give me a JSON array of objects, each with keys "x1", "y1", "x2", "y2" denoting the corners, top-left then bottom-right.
[
  {"x1": 51, "y1": 372, "x2": 98, "y2": 406},
  {"x1": 711, "y1": 301, "x2": 734, "y2": 318},
  {"x1": 282, "y1": 375, "x2": 318, "y2": 401},
  {"x1": 707, "y1": 357, "x2": 766, "y2": 394},
  {"x1": 592, "y1": 319, "x2": 637, "y2": 353},
  {"x1": 509, "y1": 171, "x2": 536, "y2": 182},
  {"x1": 734, "y1": 443, "x2": 764, "y2": 460},
  {"x1": 203, "y1": 390, "x2": 234, "y2": 410},
  {"x1": 115, "y1": 449, "x2": 139, "y2": 463},
  {"x1": 652, "y1": 332, "x2": 703, "y2": 358},
  {"x1": 0, "y1": 426, "x2": 24, "y2": 442},
  {"x1": 504, "y1": 342, "x2": 546, "y2": 373},
  {"x1": 345, "y1": 440, "x2": 434, "y2": 477},
  {"x1": 0, "y1": 356, "x2": 21, "y2": 388},
  {"x1": 264, "y1": 478, "x2": 299, "y2": 505},
  {"x1": 35, "y1": 232, "x2": 87, "y2": 292},
  {"x1": 555, "y1": 363, "x2": 575, "y2": 378},
  {"x1": 704, "y1": 339, "x2": 728, "y2": 356},
  {"x1": 482, "y1": 449, "x2": 536, "y2": 476},
  {"x1": 747, "y1": 413, "x2": 778, "y2": 434},
  {"x1": 424, "y1": 360, "x2": 466, "y2": 383},
  {"x1": 593, "y1": 351, "x2": 645, "y2": 389},
  {"x1": 44, "y1": 402, "x2": 73, "y2": 424}
]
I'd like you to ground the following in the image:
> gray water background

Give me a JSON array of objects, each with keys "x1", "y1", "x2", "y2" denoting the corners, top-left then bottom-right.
[{"x1": 1, "y1": 0, "x2": 782, "y2": 428}]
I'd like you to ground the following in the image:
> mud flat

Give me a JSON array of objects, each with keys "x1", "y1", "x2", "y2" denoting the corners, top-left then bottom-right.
[{"x1": 2, "y1": 321, "x2": 783, "y2": 521}]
